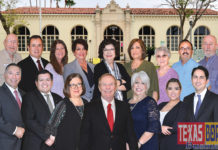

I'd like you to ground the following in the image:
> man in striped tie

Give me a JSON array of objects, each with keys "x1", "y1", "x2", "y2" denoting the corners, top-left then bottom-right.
[
  {"x1": 80, "y1": 73, "x2": 138, "y2": 150},
  {"x1": 0, "y1": 63, "x2": 25, "y2": 150}
]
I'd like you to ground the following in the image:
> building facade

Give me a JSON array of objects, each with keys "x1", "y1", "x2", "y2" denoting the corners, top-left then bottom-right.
[{"x1": 0, "y1": 0, "x2": 218, "y2": 64}]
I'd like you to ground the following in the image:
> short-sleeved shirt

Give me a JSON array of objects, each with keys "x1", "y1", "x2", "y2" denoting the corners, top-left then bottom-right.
[
  {"x1": 0, "y1": 49, "x2": 22, "y2": 85},
  {"x1": 199, "y1": 54, "x2": 218, "y2": 94},
  {"x1": 124, "y1": 60, "x2": 159, "y2": 99},
  {"x1": 172, "y1": 58, "x2": 199, "y2": 101}
]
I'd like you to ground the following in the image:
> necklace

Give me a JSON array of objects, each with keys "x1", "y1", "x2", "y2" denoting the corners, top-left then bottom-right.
[{"x1": 130, "y1": 102, "x2": 138, "y2": 111}]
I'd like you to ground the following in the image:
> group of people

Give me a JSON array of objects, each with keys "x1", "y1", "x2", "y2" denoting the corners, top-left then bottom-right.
[{"x1": 0, "y1": 32, "x2": 218, "y2": 150}]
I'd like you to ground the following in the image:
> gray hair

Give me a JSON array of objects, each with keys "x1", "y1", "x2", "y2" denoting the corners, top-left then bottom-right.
[
  {"x1": 155, "y1": 46, "x2": 171, "y2": 58},
  {"x1": 131, "y1": 71, "x2": 150, "y2": 93}
]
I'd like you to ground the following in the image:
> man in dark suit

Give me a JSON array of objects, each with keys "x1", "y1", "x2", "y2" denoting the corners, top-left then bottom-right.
[
  {"x1": 0, "y1": 63, "x2": 25, "y2": 150},
  {"x1": 183, "y1": 66, "x2": 218, "y2": 122},
  {"x1": 21, "y1": 70, "x2": 62, "y2": 150},
  {"x1": 18, "y1": 35, "x2": 49, "y2": 92},
  {"x1": 79, "y1": 73, "x2": 138, "y2": 150}
]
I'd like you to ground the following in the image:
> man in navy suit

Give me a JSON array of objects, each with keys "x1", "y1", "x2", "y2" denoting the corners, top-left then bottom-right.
[
  {"x1": 0, "y1": 63, "x2": 25, "y2": 150},
  {"x1": 183, "y1": 66, "x2": 218, "y2": 122},
  {"x1": 18, "y1": 35, "x2": 49, "y2": 92},
  {"x1": 79, "y1": 73, "x2": 138, "y2": 150},
  {"x1": 21, "y1": 70, "x2": 62, "y2": 150}
]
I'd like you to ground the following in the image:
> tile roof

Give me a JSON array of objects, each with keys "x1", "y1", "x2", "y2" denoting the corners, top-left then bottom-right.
[{"x1": 2, "y1": 7, "x2": 218, "y2": 15}]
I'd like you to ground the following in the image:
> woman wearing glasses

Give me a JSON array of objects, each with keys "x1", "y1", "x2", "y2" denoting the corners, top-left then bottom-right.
[
  {"x1": 45, "y1": 73, "x2": 87, "y2": 150},
  {"x1": 93, "y1": 39, "x2": 130, "y2": 102}
]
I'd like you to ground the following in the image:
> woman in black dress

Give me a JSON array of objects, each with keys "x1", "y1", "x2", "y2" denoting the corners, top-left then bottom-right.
[
  {"x1": 158, "y1": 78, "x2": 185, "y2": 150},
  {"x1": 45, "y1": 73, "x2": 87, "y2": 150}
]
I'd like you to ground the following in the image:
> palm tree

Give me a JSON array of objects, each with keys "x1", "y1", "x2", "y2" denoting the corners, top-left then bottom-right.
[
  {"x1": 50, "y1": 0, "x2": 52, "y2": 8},
  {"x1": 65, "y1": 0, "x2": 75, "y2": 8},
  {"x1": 29, "y1": 0, "x2": 32, "y2": 7}
]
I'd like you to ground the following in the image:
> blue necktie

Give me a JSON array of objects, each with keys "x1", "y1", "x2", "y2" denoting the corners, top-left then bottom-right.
[{"x1": 195, "y1": 95, "x2": 201, "y2": 118}]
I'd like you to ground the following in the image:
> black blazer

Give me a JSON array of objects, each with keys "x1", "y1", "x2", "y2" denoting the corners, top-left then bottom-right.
[
  {"x1": 79, "y1": 98, "x2": 138, "y2": 150},
  {"x1": 183, "y1": 90, "x2": 218, "y2": 122},
  {"x1": 92, "y1": 61, "x2": 131, "y2": 102},
  {"x1": 0, "y1": 83, "x2": 25, "y2": 150},
  {"x1": 158, "y1": 101, "x2": 185, "y2": 150},
  {"x1": 18, "y1": 56, "x2": 49, "y2": 92},
  {"x1": 21, "y1": 89, "x2": 62, "y2": 150}
]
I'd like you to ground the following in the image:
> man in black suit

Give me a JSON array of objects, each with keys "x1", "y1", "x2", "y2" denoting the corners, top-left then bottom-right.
[
  {"x1": 18, "y1": 35, "x2": 49, "y2": 92},
  {"x1": 21, "y1": 70, "x2": 62, "y2": 150},
  {"x1": 183, "y1": 66, "x2": 218, "y2": 122},
  {"x1": 0, "y1": 63, "x2": 25, "y2": 150},
  {"x1": 80, "y1": 73, "x2": 138, "y2": 150}
]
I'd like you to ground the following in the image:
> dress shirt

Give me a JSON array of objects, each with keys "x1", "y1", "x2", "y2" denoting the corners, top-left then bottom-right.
[
  {"x1": 199, "y1": 54, "x2": 218, "y2": 94},
  {"x1": 101, "y1": 97, "x2": 116, "y2": 120},
  {"x1": 193, "y1": 88, "x2": 207, "y2": 114},
  {"x1": 172, "y1": 58, "x2": 199, "y2": 101},
  {"x1": 41, "y1": 92, "x2": 55, "y2": 110},
  {"x1": 30, "y1": 56, "x2": 44, "y2": 70},
  {"x1": 5, "y1": 83, "x2": 22, "y2": 102}
]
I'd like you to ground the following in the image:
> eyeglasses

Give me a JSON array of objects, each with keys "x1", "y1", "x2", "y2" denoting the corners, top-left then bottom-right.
[
  {"x1": 156, "y1": 54, "x2": 168, "y2": 58},
  {"x1": 134, "y1": 81, "x2": 146, "y2": 86},
  {"x1": 179, "y1": 47, "x2": 192, "y2": 51},
  {"x1": 69, "y1": 83, "x2": 82, "y2": 88},
  {"x1": 103, "y1": 48, "x2": 115, "y2": 52}
]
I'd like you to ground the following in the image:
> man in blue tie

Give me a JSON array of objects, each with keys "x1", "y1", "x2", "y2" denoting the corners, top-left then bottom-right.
[{"x1": 183, "y1": 66, "x2": 218, "y2": 122}]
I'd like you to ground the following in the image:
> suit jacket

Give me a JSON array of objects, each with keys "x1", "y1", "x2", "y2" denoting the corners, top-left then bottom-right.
[
  {"x1": 0, "y1": 83, "x2": 24, "y2": 150},
  {"x1": 183, "y1": 90, "x2": 218, "y2": 122},
  {"x1": 92, "y1": 60, "x2": 131, "y2": 102},
  {"x1": 79, "y1": 98, "x2": 138, "y2": 150},
  {"x1": 21, "y1": 89, "x2": 62, "y2": 150},
  {"x1": 18, "y1": 55, "x2": 49, "y2": 92},
  {"x1": 63, "y1": 59, "x2": 95, "y2": 101}
]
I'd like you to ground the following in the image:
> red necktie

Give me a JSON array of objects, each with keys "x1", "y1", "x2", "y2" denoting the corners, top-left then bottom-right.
[
  {"x1": 107, "y1": 104, "x2": 114, "y2": 132},
  {"x1": 14, "y1": 90, "x2": 21, "y2": 109},
  {"x1": 37, "y1": 59, "x2": 43, "y2": 71}
]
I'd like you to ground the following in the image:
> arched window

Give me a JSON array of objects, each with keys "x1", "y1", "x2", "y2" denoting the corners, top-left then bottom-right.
[
  {"x1": 71, "y1": 25, "x2": 88, "y2": 42},
  {"x1": 42, "y1": 25, "x2": 59, "y2": 51},
  {"x1": 166, "y1": 26, "x2": 181, "y2": 51},
  {"x1": 104, "y1": 25, "x2": 123, "y2": 60},
  {"x1": 194, "y1": 26, "x2": 210, "y2": 49},
  {"x1": 139, "y1": 26, "x2": 155, "y2": 48},
  {"x1": 13, "y1": 25, "x2": 30, "y2": 51}
]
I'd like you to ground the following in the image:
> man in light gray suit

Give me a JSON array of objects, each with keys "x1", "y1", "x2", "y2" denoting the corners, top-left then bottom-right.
[{"x1": 0, "y1": 63, "x2": 25, "y2": 150}]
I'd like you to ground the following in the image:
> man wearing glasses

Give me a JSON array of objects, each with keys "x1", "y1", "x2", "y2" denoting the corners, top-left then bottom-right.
[{"x1": 172, "y1": 39, "x2": 199, "y2": 101}]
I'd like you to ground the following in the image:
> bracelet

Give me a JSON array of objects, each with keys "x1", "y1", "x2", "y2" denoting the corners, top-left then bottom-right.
[
  {"x1": 138, "y1": 141, "x2": 143, "y2": 146},
  {"x1": 118, "y1": 79, "x2": 122, "y2": 86}
]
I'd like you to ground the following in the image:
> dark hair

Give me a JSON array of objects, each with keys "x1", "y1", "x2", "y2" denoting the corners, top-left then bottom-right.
[
  {"x1": 50, "y1": 40, "x2": 68, "y2": 75},
  {"x1": 179, "y1": 39, "x2": 193, "y2": 50},
  {"x1": 5, "y1": 63, "x2": 22, "y2": 73},
  {"x1": 72, "y1": 39, "x2": 88, "y2": 52},
  {"x1": 127, "y1": 38, "x2": 147, "y2": 60},
  {"x1": 191, "y1": 66, "x2": 209, "y2": 80},
  {"x1": 98, "y1": 39, "x2": 120, "y2": 59},
  {"x1": 28, "y1": 35, "x2": 43, "y2": 46},
  {"x1": 35, "y1": 70, "x2": 53, "y2": 81},
  {"x1": 166, "y1": 78, "x2": 182, "y2": 90},
  {"x1": 63, "y1": 73, "x2": 86, "y2": 98}
]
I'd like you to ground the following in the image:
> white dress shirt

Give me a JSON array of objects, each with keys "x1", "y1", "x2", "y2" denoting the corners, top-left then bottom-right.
[
  {"x1": 41, "y1": 92, "x2": 55, "y2": 110},
  {"x1": 5, "y1": 83, "x2": 22, "y2": 102},
  {"x1": 30, "y1": 56, "x2": 44, "y2": 70},
  {"x1": 101, "y1": 97, "x2": 116, "y2": 120},
  {"x1": 193, "y1": 88, "x2": 207, "y2": 114}
]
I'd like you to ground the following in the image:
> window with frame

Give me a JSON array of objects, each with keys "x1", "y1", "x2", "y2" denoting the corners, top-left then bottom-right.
[
  {"x1": 71, "y1": 25, "x2": 88, "y2": 42},
  {"x1": 166, "y1": 26, "x2": 181, "y2": 51},
  {"x1": 13, "y1": 25, "x2": 30, "y2": 51},
  {"x1": 194, "y1": 26, "x2": 210, "y2": 50},
  {"x1": 42, "y1": 25, "x2": 59, "y2": 51},
  {"x1": 139, "y1": 26, "x2": 155, "y2": 48}
]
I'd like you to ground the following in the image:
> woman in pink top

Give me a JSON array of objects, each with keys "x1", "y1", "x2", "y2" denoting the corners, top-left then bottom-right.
[{"x1": 155, "y1": 46, "x2": 178, "y2": 105}]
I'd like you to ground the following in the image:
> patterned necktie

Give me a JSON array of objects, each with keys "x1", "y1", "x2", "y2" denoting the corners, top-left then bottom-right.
[
  {"x1": 195, "y1": 95, "x2": 202, "y2": 118},
  {"x1": 107, "y1": 104, "x2": 114, "y2": 132},
  {"x1": 37, "y1": 59, "x2": 43, "y2": 71},
  {"x1": 14, "y1": 90, "x2": 21, "y2": 109},
  {"x1": 45, "y1": 94, "x2": 53, "y2": 113}
]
